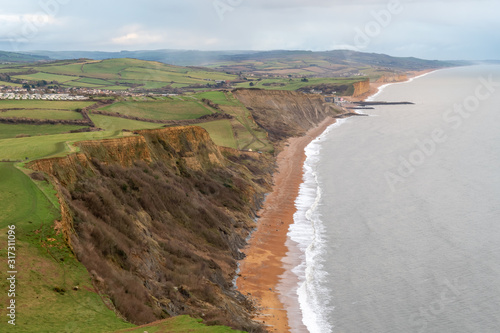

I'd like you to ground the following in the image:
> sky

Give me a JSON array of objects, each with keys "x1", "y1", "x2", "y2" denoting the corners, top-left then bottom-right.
[{"x1": 0, "y1": 0, "x2": 498, "y2": 60}]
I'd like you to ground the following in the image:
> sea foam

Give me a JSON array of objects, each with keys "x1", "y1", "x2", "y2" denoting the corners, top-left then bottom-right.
[{"x1": 287, "y1": 119, "x2": 348, "y2": 333}]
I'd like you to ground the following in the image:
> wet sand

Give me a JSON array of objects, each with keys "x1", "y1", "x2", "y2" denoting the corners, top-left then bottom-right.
[{"x1": 237, "y1": 117, "x2": 337, "y2": 333}]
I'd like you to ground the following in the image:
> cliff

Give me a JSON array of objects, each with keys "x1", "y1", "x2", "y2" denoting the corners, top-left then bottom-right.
[
  {"x1": 233, "y1": 89, "x2": 344, "y2": 142},
  {"x1": 27, "y1": 90, "x2": 340, "y2": 331},
  {"x1": 376, "y1": 73, "x2": 408, "y2": 83},
  {"x1": 29, "y1": 126, "x2": 273, "y2": 331},
  {"x1": 352, "y1": 79, "x2": 371, "y2": 98}
]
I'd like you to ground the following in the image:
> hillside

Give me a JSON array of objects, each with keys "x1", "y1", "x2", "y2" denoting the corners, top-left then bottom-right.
[
  {"x1": 0, "y1": 58, "x2": 237, "y2": 92},
  {"x1": 0, "y1": 86, "x2": 346, "y2": 332},
  {"x1": 24, "y1": 49, "x2": 461, "y2": 71},
  {"x1": 0, "y1": 51, "x2": 48, "y2": 63}
]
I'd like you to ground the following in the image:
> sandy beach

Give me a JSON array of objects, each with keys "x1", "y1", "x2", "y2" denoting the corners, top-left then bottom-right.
[{"x1": 237, "y1": 117, "x2": 336, "y2": 333}]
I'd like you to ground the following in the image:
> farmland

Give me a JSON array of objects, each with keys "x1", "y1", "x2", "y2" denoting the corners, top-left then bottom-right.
[
  {"x1": 234, "y1": 77, "x2": 363, "y2": 92},
  {"x1": 0, "y1": 109, "x2": 83, "y2": 120},
  {"x1": 0, "y1": 123, "x2": 88, "y2": 140},
  {"x1": 0, "y1": 58, "x2": 239, "y2": 91},
  {"x1": 97, "y1": 97, "x2": 214, "y2": 121},
  {"x1": 90, "y1": 114, "x2": 165, "y2": 132}
]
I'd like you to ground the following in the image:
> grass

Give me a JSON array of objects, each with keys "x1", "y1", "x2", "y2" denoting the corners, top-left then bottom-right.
[
  {"x1": 0, "y1": 109, "x2": 83, "y2": 120},
  {"x1": 197, "y1": 120, "x2": 237, "y2": 149},
  {"x1": 0, "y1": 100, "x2": 94, "y2": 110},
  {"x1": 0, "y1": 130, "x2": 128, "y2": 161},
  {"x1": 113, "y1": 315, "x2": 244, "y2": 333},
  {"x1": 36, "y1": 63, "x2": 86, "y2": 76},
  {"x1": 12, "y1": 72, "x2": 80, "y2": 83},
  {"x1": 90, "y1": 114, "x2": 165, "y2": 132},
  {"x1": 98, "y1": 99, "x2": 213, "y2": 121},
  {"x1": 235, "y1": 77, "x2": 363, "y2": 91},
  {"x1": 0, "y1": 58, "x2": 239, "y2": 91},
  {"x1": 195, "y1": 91, "x2": 235, "y2": 105},
  {"x1": 0, "y1": 123, "x2": 88, "y2": 140},
  {"x1": 0, "y1": 80, "x2": 23, "y2": 87},
  {"x1": 0, "y1": 162, "x2": 134, "y2": 333}
]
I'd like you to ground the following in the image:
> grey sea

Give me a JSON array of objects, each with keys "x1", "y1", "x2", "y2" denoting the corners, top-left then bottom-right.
[{"x1": 285, "y1": 65, "x2": 500, "y2": 333}]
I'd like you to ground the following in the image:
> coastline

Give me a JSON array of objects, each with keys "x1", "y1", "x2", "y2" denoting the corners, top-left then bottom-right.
[
  {"x1": 347, "y1": 69, "x2": 437, "y2": 102},
  {"x1": 237, "y1": 117, "x2": 337, "y2": 333},
  {"x1": 237, "y1": 68, "x2": 439, "y2": 333}
]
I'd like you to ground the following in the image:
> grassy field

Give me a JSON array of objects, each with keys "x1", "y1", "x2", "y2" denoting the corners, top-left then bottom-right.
[
  {"x1": 113, "y1": 315, "x2": 244, "y2": 333},
  {"x1": 197, "y1": 120, "x2": 237, "y2": 149},
  {"x1": 90, "y1": 114, "x2": 165, "y2": 132},
  {"x1": 0, "y1": 130, "x2": 129, "y2": 161},
  {"x1": 98, "y1": 99, "x2": 214, "y2": 121},
  {"x1": 0, "y1": 109, "x2": 83, "y2": 120},
  {"x1": 12, "y1": 72, "x2": 80, "y2": 83},
  {"x1": 0, "y1": 100, "x2": 94, "y2": 110},
  {"x1": 195, "y1": 91, "x2": 235, "y2": 105},
  {"x1": 0, "y1": 58, "x2": 239, "y2": 91},
  {"x1": 0, "y1": 123, "x2": 88, "y2": 140},
  {"x1": 234, "y1": 77, "x2": 363, "y2": 91},
  {"x1": 0, "y1": 162, "x2": 134, "y2": 333}
]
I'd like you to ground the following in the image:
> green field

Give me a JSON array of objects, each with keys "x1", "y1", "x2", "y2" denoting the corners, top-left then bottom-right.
[
  {"x1": 0, "y1": 58, "x2": 240, "y2": 91},
  {"x1": 113, "y1": 315, "x2": 244, "y2": 333},
  {"x1": 197, "y1": 120, "x2": 237, "y2": 149},
  {"x1": 90, "y1": 114, "x2": 165, "y2": 132},
  {"x1": 0, "y1": 109, "x2": 83, "y2": 120},
  {"x1": 0, "y1": 100, "x2": 94, "y2": 110},
  {"x1": 0, "y1": 123, "x2": 88, "y2": 140},
  {"x1": 12, "y1": 72, "x2": 80, "y2": 83},
  {"x1": 234, "y1": 77, "x2": 363, "y2": 91},
  {"x1": 0, "y1": 162, "x2": 134, "y2": 333},
  {"x1": 195, "y1": 91, "x2": 235, "y2": 105},
  {"x1": 98, "y1": 99, "x2": 214, "y2": 121},
  {"x1": 0, "y1": 130, "x2": 128, "y2": 161}
]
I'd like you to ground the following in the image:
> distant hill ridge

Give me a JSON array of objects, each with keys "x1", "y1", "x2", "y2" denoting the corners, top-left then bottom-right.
[
  {"x1": 21, "y1": 49, "x2": 464, "y2": 70},
  {"x1": 0, "y1": 51, "x2": 49, "y2": 63}
]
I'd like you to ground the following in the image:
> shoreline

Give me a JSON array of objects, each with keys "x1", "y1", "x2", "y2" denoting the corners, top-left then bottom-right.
[
  {"x1": 346, "y1": 69, "x2": 437, "y2": 102},
  {"x1": 237, "y1": 117, "x2": 337, "y2": 333},
  {"x1": 236, "y1": 68, "x2": 438, "y2": 333}
]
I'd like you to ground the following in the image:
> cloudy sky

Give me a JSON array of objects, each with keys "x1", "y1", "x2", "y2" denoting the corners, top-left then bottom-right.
[{"x1": 0, "y1": 0, "x2": 498, "y2": 60}]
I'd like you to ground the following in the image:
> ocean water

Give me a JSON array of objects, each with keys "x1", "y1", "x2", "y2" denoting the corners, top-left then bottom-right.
[{"x1": 285, "y1": 65, "x2": 500, "y2": 333}]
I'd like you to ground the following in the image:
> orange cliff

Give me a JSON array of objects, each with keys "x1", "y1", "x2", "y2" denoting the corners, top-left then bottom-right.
[
  {"x1": 26, "y1": 125, "x2": 274, "y2": 331},
  {"x1": 352, "y1": 79, "x2": 371, "y2": 98}
]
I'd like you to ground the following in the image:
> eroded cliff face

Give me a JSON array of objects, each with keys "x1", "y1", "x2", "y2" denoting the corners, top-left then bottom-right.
[
  {"x1": 28, "y1": 126, "x2": 273, "y2": 331},
  {"x1": 352, "y1": 79, "x2": 371, "y2": 98},
  {"x1": 377, "y1": 74, "x2": 408, "y2": 83},
  {"x1": 233, "y1": 89, "x2": 344, "y2": 141},
  {"x1": 27, "y1": 91, "x2": 341, "y2": 331}
]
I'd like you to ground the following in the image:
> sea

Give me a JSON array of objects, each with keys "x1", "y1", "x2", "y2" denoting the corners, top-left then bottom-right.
[{"x1": 282, "y1": 65, "x2": 500, "y2": 333}]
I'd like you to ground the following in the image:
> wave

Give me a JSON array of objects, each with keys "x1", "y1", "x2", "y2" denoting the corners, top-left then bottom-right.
[{"x1": 287, "y1": 119, "x2": 348, "y2": 332}]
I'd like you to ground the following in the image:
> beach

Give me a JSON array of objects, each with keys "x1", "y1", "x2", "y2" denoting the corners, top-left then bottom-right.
[
  {"x1": 236, "y1": 68, "x2": 438, "y2": 333},
  {"x1": 237, "y1": 117, "x2": 337, "y2": 332}
]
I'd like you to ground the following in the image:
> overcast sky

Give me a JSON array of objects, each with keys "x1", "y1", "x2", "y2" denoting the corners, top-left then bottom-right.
[{"x1": 0, "y1": 0, "x2": 498, "y2": 60}]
